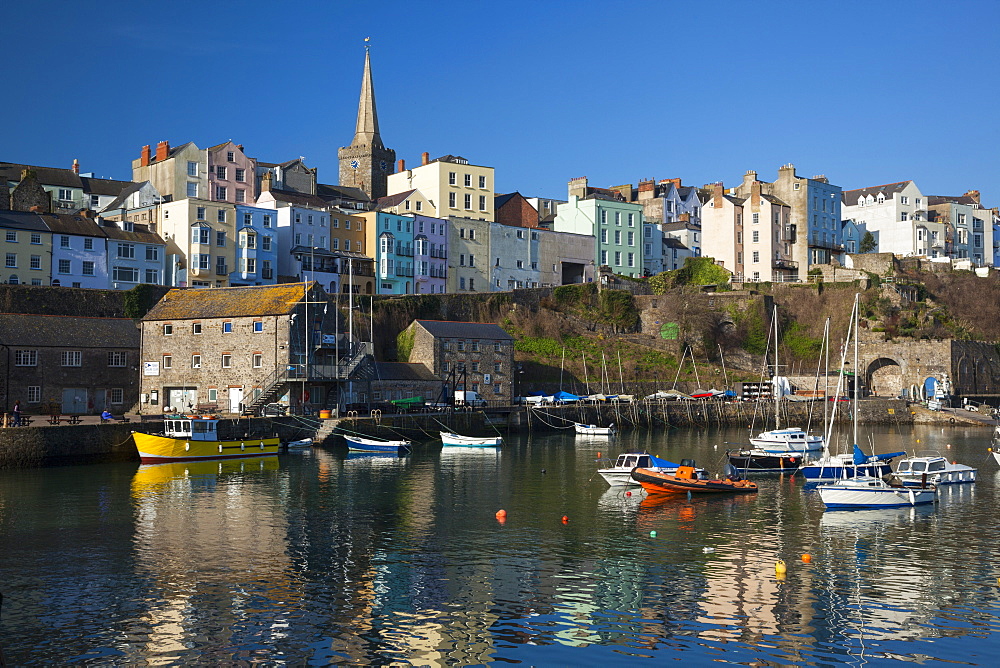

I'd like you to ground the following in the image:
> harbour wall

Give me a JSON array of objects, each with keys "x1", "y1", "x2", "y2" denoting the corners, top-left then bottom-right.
[{"x1": 0, "y1": 417, "x2": 320, "y2": 470}]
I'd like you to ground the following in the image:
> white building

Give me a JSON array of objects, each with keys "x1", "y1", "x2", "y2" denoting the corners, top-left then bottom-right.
[
  {"x1": 387, "y1": 154, "x2": 495, "y2": 222},
  {"x1": 841, "y1": 181, "x2": 935, "y2": 258}
]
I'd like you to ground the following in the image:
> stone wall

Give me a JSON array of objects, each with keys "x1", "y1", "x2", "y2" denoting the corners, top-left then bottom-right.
[
  {"x1": 847, "y1": 253, "x2": 895, "y2": 275},
  {"x1": 0, "y1": 416, "x2": 318, "y2": 469}
]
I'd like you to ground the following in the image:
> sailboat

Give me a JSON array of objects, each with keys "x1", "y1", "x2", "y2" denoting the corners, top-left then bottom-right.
[
  {"x1": 800, "y1": 317, "x2": 905, "y2": 480},
  {"x1": 817, "y1": 295, "x2": 937, "y2": 509},
  {"x1": 747, "y1": 305, "x2": 823, "y2": 453}
]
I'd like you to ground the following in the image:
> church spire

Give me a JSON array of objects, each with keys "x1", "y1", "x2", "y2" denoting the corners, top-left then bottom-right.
[{"x1": 352, "y1": 45, "x2": 383, "y2": 149}]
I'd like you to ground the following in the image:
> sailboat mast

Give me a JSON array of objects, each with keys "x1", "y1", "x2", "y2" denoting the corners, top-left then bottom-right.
[
  {"x1": 823, "y1": 317, "x2": 830, "y2": 432},
  {"x1": 773, "y1": 305, "x2": 780, "y2": 430},
  {"x1": 582, "y1": 353, "x2": 590, "y2": 394},
  {"x1": 852, "y1": 294, "x2": 859, "y2": 446},
  {"x1": 559, "y1": 347, "x2": 566, "y2": 392},
  {"x1": 617, "y1": 350, "x2": 625, "y2": 395}
]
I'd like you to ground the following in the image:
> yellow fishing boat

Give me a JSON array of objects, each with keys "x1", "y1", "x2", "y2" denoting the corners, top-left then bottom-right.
[{"x1": 132, "y1": 415, "x2": 280, "y2": 464}]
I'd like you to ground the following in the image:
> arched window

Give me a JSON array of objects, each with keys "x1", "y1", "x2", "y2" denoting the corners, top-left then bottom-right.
[
  {"x1": 8, "y1": 275, "x2": 19, "y2": 285},
  {"x1": 51, "y1": 279, "x2": 61, "y2": 286}
]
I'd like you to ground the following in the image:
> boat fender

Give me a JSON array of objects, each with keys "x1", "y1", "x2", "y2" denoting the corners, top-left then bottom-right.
[
  {"x1": 949, "y1": 417, "x2": 955, "y2": 424},
  {"x1": 185, "y1": 443, "x2": 190, "y2": 452},
  {"x1": 260, "y1": 442, "x2": 265, "y2": 450},
  {"x1": 241, "y1": 443, "x2": 245, "y2": 451},
  {"x1": 218, "y1": 444, "x2": 223, "y2": 453}
]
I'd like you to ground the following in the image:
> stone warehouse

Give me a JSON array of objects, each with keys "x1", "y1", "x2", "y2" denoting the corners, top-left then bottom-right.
[
  {"x1": 0, "y1": 313, "x2": 140, "y2": 415},
  {"x1": 402, "y1": 319, "x2": 515, "y2": 403},
  {"x1": 138, "y1": 282, "x2": 364, "y2": 415}
]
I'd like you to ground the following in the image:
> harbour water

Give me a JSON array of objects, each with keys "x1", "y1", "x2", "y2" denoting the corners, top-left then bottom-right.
[{"x1": 1, "y1": 423, "x2": 998, "y2": 665}]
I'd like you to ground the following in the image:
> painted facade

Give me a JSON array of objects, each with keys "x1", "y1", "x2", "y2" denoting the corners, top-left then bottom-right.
[
  {"x1": 388, "y1": 154, "x2": 495, "y2": 222},
  {"x1": 410, "y1": 214, "x2": 448, "y2": 294},
  {"x1": 361, "y1": 211, "x2": 415, "y2": 294},
  {"x1": 132, "y1": 141, "x2": 209, "y2": 203},
  {"x1": 553, "y1": 192, "x2": 644, "y2": 277},
  {"x1": 841, "y1": 181, "x2": 928, "y2": 258},
  {"x1": 489, "y1": 222, "x2": 537, "y2": 291},
  {"x1": 208, "y1": 141, "x2": 257, "y2": 205},
  {"x1": 535, "y1": 227, "x2": 596, "y2": 287},
  {"x1": 232, "y1": 205, "x2": 279, "y2": 286},
  {"x1": 158, "y1": 198, "x2": 237, "y2": 288},
  {"x1": 446, "y1": 216, "x2": 490, "y2": 292},
  {"x1": 42, "y1": 213, "x2": 110, "y2": 289},
  {"x1": 0, "y1": 210, "x2": 52, "y2": 286}
]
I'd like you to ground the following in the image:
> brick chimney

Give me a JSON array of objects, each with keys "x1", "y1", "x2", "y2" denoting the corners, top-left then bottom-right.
[
  {"x1": 261, "y1": 171, "x2": 273, "y2": 192},
  {"x1": 421, "y1": 152, "x2": 429, "y2": 166},
  {"x1": 155, "y1": 140, "x2": 170, "y2": 162},
  {"x1": 140, "y1": 145, "x2": 151, "y2": 167},
  {"x1": 638, "y1": 179, "x2": 655, "y2": 199},
  {"x1": 72, "y1": 159, "x2": 79, "y2": 174},
  {"x1": 713, "y1": 182, "x2": 724, "y2": 209},
  {"x1": 659, "y1": 177, "x2": 683, "y2": 189},
  {"x1": 397, "y1": 158, "x2": 405, "y2": 173},
  {"x1": 965, "y1": 189, "x2": 981, "y2": 204},
  {"x1": 751, "y1": 180, "x2": 762, "y2": 207}
]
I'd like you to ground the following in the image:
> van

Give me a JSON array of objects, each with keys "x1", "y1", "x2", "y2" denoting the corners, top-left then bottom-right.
[{"x1": 454, "y1": 390, "x2": 486, "y2": 407}]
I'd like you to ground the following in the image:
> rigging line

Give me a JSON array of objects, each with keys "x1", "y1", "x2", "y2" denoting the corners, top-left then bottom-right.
[{"x1": 529, "y1": 407, "x2": 577, "y2": 430}]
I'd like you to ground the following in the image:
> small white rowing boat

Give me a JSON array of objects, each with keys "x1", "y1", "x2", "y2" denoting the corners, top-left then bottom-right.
[
  {"x1": 284, "y1": 438, "x2": 313, "y2": 450},
  {"x1": 440, "y1": 431, "x2": 502, "y2": 447},
  {"x1": 575, "y1": 422, "x2": 615, "y2": 436}
]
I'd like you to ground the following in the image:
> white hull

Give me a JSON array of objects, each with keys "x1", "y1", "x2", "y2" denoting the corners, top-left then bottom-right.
[
  {"x1": 598, "y1": 469, "x2": 642, "y2": 486},
  {"x1": 994, "y1": 451, "x2": 1000, "y2": 467},
  {"x1": 575, "y1": 423, "x2": 615, "y2": 436},
  {"x1": 749, "y1": 428, "x2": 824, "y2": 453},
  {"x1": 819, "y1": 477, "x2": 936, "y2": 509},
  {"x1": 440, "y1": 431, "x2": 502, "y2": 447}
]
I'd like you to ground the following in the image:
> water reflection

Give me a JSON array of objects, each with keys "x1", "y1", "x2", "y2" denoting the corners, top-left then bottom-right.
[{"x1": 0, "y1": 425, "x2": 998, "y2": 664}]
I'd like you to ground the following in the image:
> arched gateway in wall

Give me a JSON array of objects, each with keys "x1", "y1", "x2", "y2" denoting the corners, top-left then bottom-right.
[{"x1": 867, "y1": 357, "x2": 903, "y2": 397}]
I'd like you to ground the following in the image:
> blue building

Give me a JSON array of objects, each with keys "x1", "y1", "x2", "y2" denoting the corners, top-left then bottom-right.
[
  {"x1": 363, "y1": 211, "x2": 415, "y2": 294},
  {"x1": 232, "y1": 205, "x2": 278, "y2": 286}
]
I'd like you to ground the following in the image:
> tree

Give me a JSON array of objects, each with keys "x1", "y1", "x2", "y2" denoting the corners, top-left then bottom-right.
[{"x1": 859, "y1": 231, "x2": 877, "y2": 253}]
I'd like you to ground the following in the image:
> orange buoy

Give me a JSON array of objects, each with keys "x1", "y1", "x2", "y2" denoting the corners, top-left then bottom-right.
[
  {"x1": 561, "y1": 515, "x2": 569, "y2": 523},
  {"x1": 597, "y1": 452, "x2": 601, "y2": 458},
  {"x1": 802, "y1": 553, "x2": 812, "y2": 563},
  {"x1": 496, "y1": 509, "x2": 507, "y2": 519}
]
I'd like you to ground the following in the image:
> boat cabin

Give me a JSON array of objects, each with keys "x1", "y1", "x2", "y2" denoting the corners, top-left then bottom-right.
[
  {"x1": 615, "y1": 453, "x2": 655, "y2": 469},
  {"x1": 897, "y1": 457, "x2": 946, "y2": 474},
  {"x1": 164, "y1": 417, "x2": 220, "y2": 441}
]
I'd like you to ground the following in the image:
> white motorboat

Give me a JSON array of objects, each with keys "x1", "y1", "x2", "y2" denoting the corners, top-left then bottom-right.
[
  {"x1": 894, "y1": 453, "x2": 976, "y2": 486},
  {"x1": 440, "y1": 431, "x2": 503, "y2": 447},
  {"x1": 818, "y1": 475, "x2": 936, "y2": 509},
  {"x1": 575, "y1": 422, "x2": 615, "y2": 436},
  {"x1": 749, "y1": 427, "x2": 824, "y2": 453},
  {"x1": 597, "y1": 452, "x2": 701, "y2": 486},
  {"x1": 284, "y1": 438, "x2": 314, "y2": 450}
]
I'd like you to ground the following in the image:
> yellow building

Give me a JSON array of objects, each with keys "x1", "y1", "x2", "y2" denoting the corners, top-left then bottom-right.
[
  {"x1": 387, "y1": 154, "x2": 495, "y2": 222},
  {"x1": 158, "y1": 199, "x2": 237, "y2": 287},
  {"x1": 0, "y1": 210, "x2": 53, "y2": 285},
  {"x1": 329, "y1": 209, "x2": 375, "y2": 295}
]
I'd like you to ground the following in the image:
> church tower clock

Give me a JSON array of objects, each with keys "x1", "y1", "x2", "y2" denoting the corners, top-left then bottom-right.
[{"x1": 339, "y1": 44, "x2": 395, "y2": 202}]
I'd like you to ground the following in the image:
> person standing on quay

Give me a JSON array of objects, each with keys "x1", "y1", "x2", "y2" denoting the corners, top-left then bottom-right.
[{"x1": 13, "y1": 400, "x2": 21, "y2": 427}]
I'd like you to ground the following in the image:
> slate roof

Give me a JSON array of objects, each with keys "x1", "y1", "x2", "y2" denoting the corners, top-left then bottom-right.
[
  {"x1": 375, "y1": 189, "x2": 415, "y2": 210},
  {"x1": 414, "y1": 319, "x2": 514, "y2": 341},
  {"x1": 317, "y1": 183, "x2": 371, "y2": 203},
  {"x1": 841, "y1": 181, "x2": 912, "y2": 203},
  {"x1": 927, "y1": 194, "x2": 981, "y2": 207},
  {"x1": 664, "y1": 237, "x2": 690, "y2": 250},
  {"x1": 373, "y1": 362, "x2": 441, "y2": 381},
  {"x1": 80, "y1": 176, "x2": 131, "y2": 196},
  {"x1": 265, "y1": 187, "x2": 329, "y2": 209},
  {"x1": 0, "y1": 313, "x2": 138, "y2": 348},
  {"x1": 493, "y1": 192, "x2": 518, "y2": 209},
  {"x1": 102, "y1": 222, "x2": 165, "y2": 244},
  {"x1": 143, "y1": 282, "x2": 315, "y2": 321},
  {"x1": 100, "y1": 181, "x2": 148, "y2": 211},
  {"x1": 37, "y1": 213, "x2": 106, "y2": 237},
  {"x1": 0, "y1": 161, "x2": 83, "y2": 188},
  {"x1": 761, "y1": 194, "x2": 789, "y2": 207},
  {"x1": 0, "y1": 210, "x2": 49, "y2": 231}
]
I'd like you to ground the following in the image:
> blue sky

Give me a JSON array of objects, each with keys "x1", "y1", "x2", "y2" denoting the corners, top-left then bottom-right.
[{"x1": 3, "y1": 0, "x2": 999, "y2": 203}]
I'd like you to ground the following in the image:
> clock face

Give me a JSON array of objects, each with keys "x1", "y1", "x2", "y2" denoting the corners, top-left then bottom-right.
[
  {"x1": 379, "y1": 160, "x2": 387, "y2": 170},
  {"x1": 350, "y1": 159, "x2": 359, "y2": 169}
]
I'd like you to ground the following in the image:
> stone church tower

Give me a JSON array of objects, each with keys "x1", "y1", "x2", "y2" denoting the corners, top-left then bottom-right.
[{"x1": 338, "y1": 46, "x2": 395, "y2": 201}]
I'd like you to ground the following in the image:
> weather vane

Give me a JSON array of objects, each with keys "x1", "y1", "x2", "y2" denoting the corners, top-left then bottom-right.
[{"x1": 364, "y1": 36, "x2": 371, "y2": 50}]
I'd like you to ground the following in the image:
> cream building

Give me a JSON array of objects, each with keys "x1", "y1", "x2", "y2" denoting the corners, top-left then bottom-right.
[
  {"x1": 132, "y1": 141, "x2": 209, "y2": 202},
  {"x1": 387, "y1": 154, "x2": 495, "y2": 223},
  {"x1": 158, "y1": 199, "x2": 237, "y2": 287}
]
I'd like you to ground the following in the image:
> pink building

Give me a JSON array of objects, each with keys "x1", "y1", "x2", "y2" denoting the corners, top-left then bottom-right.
[{"x1": 207, "y1": 141, "x2": 256, "y2": 205}]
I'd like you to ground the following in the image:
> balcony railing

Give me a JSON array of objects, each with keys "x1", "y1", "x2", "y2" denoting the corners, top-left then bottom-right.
[{"x1": 772, "y1": 258, "x2": 798, "y2": 271}]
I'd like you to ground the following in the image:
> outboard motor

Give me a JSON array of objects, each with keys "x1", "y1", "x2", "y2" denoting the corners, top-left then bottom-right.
[{"x1": 724, "y1": 462, "x2": 742, "y2": 482}]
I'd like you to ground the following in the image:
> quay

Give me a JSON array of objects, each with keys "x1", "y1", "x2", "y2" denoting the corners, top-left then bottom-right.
[{"x1": 1, "y1": 397, "x2": 991, "y2": 470}]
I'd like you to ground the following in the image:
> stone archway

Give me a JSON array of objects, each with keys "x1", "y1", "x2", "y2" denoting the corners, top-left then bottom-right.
[{"x1": 867, "y1": 357, "x2": 903, "y2": 397}]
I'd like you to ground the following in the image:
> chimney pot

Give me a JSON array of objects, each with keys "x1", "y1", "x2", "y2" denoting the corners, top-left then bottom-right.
[
  {"x1": 72, "y1": 159, "x2": 79, "y2": 174},
  {"x1": 140, "y1": 145, "x2": 151, "y2": 167},
  {"x1": 397, "y1": 158, "x2": 405, "y2": 173},
  {"x1": 421, "y1": 152, "x2": 429, "y2": 166}
]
